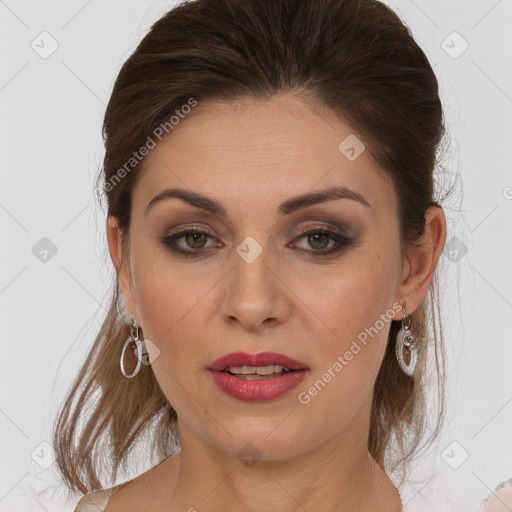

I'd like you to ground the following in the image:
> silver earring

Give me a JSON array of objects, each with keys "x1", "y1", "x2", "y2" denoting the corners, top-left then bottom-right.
[
  {"x1": 120, "y1": 319, "x2": 144, "y2": 379},
  {"x1": 395, "y1": 306, "x2": 417, "y2": 377}
]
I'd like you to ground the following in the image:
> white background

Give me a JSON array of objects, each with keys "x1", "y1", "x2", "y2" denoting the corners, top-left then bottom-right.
[{"x1": 1, "y1": 1, "x2": 511, "y2": 511}]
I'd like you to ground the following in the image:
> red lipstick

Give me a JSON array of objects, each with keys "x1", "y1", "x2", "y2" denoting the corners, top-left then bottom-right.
[
  {"x1": 208, "y1": 351, "x2": 308, "y2": 372},
  {"x1": 208, "y1": 351, "x2": 309, "y2": 402}
]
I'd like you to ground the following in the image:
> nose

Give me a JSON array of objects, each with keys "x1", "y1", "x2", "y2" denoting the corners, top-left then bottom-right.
[{"x1": 220, "y1": 245, "x2": 291, "y2": 333}]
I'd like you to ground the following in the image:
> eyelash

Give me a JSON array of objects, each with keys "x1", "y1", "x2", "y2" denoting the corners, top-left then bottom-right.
[{"x1": 160, "y1": 224, "x2": 354, "y2": 258}]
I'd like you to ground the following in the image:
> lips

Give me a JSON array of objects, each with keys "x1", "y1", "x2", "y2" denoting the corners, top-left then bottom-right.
[{"x1": 208, "y1": 351, "x2": 309, "y2": 372}]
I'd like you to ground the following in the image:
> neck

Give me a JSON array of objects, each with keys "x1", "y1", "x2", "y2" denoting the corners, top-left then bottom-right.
[{"x1": 165, "y1": 422, "x2": 402, "y2": 512}]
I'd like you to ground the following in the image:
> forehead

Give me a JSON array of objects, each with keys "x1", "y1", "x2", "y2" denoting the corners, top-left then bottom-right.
[{"x1": 133, "y1": 93, "x2": 396, "y2": 219}]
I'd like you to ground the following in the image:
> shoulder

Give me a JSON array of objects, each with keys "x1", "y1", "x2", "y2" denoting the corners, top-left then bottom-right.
[
  {"x1": 477, "y1": 477, "x2": 512, "y2": 511},
  {"x1": 92, "y1": 452, "x2": 181, "y2": 511},
  {"x1": 74, "y1": 484, "x2": 125, "y2": 512}
]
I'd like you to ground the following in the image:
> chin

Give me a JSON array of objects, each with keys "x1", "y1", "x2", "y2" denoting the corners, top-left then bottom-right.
[{"x1": 212, "y1": 421, "x2": 310, "y2": 463}]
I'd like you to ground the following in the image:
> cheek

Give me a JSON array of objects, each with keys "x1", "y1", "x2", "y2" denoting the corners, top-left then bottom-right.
[
  {"x1": 130, "y1": 245, "x2": 228, "y2": 376},
  {"x1": 293, "y1": 263, "x2": 397, "y2": 431},
  {"x1": 132, "y1": 266, "x2": 206, "y2": 353},
  {"x1": 306, "y1": 248, "x2": 399, "y2": 348},
  {"x1": 293, "y1": 252, "x2": 400, "y2": 419},
  {"x1": 130, "y1": 262, "x2": 214, "y2": 414}
]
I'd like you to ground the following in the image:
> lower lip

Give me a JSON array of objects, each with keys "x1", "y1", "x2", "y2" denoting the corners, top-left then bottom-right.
[{"x1": 209, "y1": 369, "x2": 309, "y2": 402}]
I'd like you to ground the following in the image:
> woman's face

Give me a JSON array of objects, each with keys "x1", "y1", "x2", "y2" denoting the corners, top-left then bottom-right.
[{"x1": 110, "y1": 93, "x2": 420, "y2": 461}]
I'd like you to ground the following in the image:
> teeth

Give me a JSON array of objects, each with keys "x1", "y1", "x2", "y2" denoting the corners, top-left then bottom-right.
[{"x1": 226, "y1": 365, "x2": 290, "y2": 375}]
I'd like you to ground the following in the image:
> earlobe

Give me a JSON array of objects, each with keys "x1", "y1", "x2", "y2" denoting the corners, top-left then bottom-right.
[{"x1": 394, "y1": 206, "x2": 447, "y2": 317}]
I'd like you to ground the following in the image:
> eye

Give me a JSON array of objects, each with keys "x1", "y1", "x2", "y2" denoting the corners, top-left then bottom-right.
[
  {"x1": 160, "y1": 225, "x2": 221, "y2": 257},
  {"x1": 290, "y1": 226, "x2": 354, "y2": 255},
  {"x1": 160, "y1": 224, "x2": 355, "y2": 258}
]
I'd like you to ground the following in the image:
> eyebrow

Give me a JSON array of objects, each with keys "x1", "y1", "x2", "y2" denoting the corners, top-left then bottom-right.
[{"x1": 145, "y1": 185, "x2": 371, "y2": 217}]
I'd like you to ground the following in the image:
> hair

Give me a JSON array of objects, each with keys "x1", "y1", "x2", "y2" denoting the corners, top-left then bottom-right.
[{"x1": 53, "y1": 0, "x2": 453, "y2": 495}]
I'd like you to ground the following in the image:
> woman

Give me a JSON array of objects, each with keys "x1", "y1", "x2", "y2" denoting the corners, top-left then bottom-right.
[{"x1": 54, "y1": 0, "x2": 450, "y2": 510}]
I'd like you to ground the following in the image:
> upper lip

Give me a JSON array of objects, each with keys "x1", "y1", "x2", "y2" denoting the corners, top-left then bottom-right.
[{"x1": 208, "y1": 351, "x2": 309, "y2": 372}]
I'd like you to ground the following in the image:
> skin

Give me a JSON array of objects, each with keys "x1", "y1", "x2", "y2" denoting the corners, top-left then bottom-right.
[
  {"x1": 478, "y1": 484, "x2": 512, "y2": 512},
  {"x1": 106, "y1": 92, "x2": 447, "y2": 512}
]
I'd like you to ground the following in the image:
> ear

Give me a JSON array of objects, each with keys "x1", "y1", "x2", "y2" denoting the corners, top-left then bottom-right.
[
  {"x1": 106, "y1": 215, "x2": 138, "y2": 321},
  {"x1": 393, "y1": 205, "x2": 447, "y2": 319}
]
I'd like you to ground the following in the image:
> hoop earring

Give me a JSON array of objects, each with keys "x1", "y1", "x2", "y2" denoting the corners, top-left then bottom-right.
[
  {"x1": 120, "y1": 319, "x2": 144, "y2": 379},
  {"x1": 395, "y1": 306, "x2": 417, "y2": 377}
]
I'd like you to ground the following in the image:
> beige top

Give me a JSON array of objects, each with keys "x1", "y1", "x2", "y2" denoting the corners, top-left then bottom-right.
[
  {"x1": 73, "y1": 478, "x2": 512, "y2": 511},
  {"x1": 74, "y1": 484, "x2": 409, "y2": 511},
  {"x1": 74, "y1": 484, "x2": 125, "y2": 512}
]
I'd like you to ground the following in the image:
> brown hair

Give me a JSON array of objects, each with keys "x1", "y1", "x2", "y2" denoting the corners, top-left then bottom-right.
[{"x1": 53, "y1": 0, "x2": 452, "y2": 494}]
